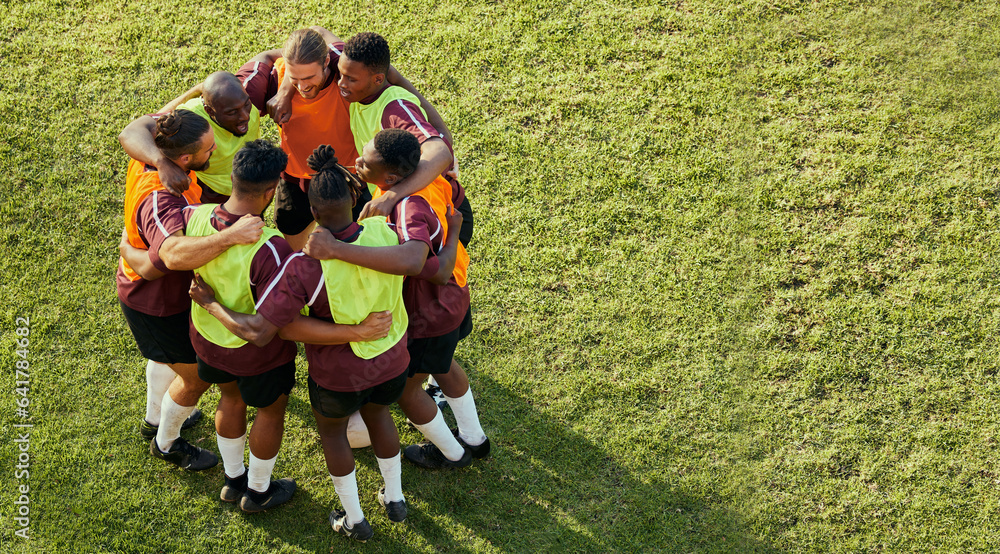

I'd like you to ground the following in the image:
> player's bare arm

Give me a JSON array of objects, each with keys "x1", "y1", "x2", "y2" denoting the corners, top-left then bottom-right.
[
  {"x1": 303, "y1": 226, "x2": 430, "y2": 275},
  {"x1": 277, "y1": 311, "x2": 392, "y2": 344},
  {"x1": 117, "y1": 83, "x2": 205, "y2": 196},
  {"x1": 190, "y1": 275, "x2": 391, "y2": 346},
  {"x1": 119, "y1": 228, "x2": 166, "y2": 281},
  {"x1": 159, "y1": 214, "x2": 264, "y2": 271},
  {"x1": 360, "y1": 137, "x2": 453, "y2": 218},
  {"x1": 190, "y1": 274, "x2": 278, "y2": 347}
]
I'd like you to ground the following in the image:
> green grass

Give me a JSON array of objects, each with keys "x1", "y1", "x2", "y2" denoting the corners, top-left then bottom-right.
[{"x1": 4, "y1": 0, "x2": 1000, "y2": 551}]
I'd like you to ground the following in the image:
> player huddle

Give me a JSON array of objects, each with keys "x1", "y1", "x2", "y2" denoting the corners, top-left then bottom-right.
[{"x1": 115, "y1": 27, "x2": 489, "y2": 542}]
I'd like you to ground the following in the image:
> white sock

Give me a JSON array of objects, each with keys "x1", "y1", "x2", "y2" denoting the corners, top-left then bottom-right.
[
  {"x1": 331, "y1": 469, "x2": 365, "y2": 525},
  {"x1": 413, "y1": 409, "x2": 466, "y2": 461},
  {"x1": 155, "y1": 393, "x2": 194, "y2": 452},
  {"x1": 216, "y1": 433, "x2": 247, "y2": 479},
  {"x1": 377, "y1": 453, "x2": 404, "y2": 503},
  {"x1": 427, "y1": 376, "x2": 438, "y2": 388},
  {"x1": 144, "y1": 360, "x2": 176, "y2": 424},
  {"x1": 247, "y1": 451, "x2": 277, "y2": 493},
  {"x1": 445, "y1": 388, "x2": 487, "y2": 446}
]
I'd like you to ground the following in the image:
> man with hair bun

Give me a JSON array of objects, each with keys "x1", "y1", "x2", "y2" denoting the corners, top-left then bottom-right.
[
  {"x1": 239, "y1": 26, "x2": 454, "y2": 250},
  {"x1": 190, "y1": 143, "x2": 414, "y2": 541},
  {"x1": 118, "y1": 71, "x2": 264, "y2": 203},
  {"x1": 117, "y1": 109, "x2": 266, "y2": 472}
]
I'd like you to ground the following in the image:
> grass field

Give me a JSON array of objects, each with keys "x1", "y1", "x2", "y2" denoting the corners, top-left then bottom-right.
[{"x1": 3, "y1": 0, "x2": 1000, "y2": 551}]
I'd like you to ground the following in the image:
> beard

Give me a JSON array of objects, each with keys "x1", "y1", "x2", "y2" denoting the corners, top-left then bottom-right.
[{"x1": 189, "y1": 159, "x2": 211, "y2": 172}]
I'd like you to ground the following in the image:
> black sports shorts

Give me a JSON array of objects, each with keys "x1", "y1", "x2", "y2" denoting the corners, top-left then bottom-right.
[
  {"x1": 197, "y1": 358, "x2": 295, "y2": 408},
  {"x1": 308, "y1": 368, "x2": 408, "y2": 419},
  {"x1": 120, "y1": 301, "x2": 196, "y2": 364},
  {"x1": 406, "y1": 306, "x2": 472, "y2": 377}
]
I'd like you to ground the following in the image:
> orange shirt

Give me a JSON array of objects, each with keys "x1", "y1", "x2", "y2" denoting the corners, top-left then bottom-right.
[
  {"x1": 274, "y1": 58, "x2": 358, "y2": 181},
  {"x1": 121, "y1": 160, "x2": 201, "y2": 281},
  {"x1": 374, "y1": 175, "x2": 469, "y2": 287}
]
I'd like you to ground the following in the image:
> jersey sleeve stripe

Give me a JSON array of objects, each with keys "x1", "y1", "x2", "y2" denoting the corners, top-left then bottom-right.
[
  {"x1": 399, "y1": 198, "x2": 411, "y2": 242},
  {"x1": 396, "y1": 100, "x2": 435, "y2": 138},
  {"x1": 254, "y1": 252, "x2": 303, "y2": 311},
  {"x1": 242, "y1": 61, "x2": 261, "y2": 89},
  {"x1": 263, "y1": 240, "x2": 281, "y2": 266},
  {"x1": 151, "y1": 191, "x2": 170, "y2": 238},
  {"x1": 307, "y1": 275, "x2": 325, "y2": 307}
]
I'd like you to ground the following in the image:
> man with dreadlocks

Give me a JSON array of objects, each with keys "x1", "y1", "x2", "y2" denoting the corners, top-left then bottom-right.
[
  {"x1": 118, "y1": 109, "x2": 265, "y2": 471},
  {"x1": 305, "y1": 129, "x2": 488, "y2": 470},
  {"x1": 189, "y1": 144, "x2": 414, "y2": 541}
]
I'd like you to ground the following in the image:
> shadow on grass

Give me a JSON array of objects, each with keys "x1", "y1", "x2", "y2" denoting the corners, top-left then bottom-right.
[
  {"x1": 133, "y1": 365, "x2": 781, "y2": 552},
  {"x1": 386, "y1": 368, "x2": 783, "y2": 552}
]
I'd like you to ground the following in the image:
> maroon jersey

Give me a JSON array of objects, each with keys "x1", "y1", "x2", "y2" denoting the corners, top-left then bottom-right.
[
  {"x1": 255, "y1": 222, "x2": 409, "y2": 391},
  {"x1": 116, "y1": 189, "x2": 197, "y2": 317},
  {"x1": 185, "y1": 205, "x2": 297, "y2": 376},
  {"x1": 389, "y1": 196, "x2": 470, "y2": 339}
]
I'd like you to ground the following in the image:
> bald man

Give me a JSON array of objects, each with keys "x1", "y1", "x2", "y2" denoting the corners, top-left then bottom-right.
[{"x1": 119, "y1": 70, "x2": 266, "y2": 203}]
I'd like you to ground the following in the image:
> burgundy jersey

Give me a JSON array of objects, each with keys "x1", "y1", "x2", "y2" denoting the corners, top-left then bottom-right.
[{"x1": 255, "y1": 222, "x2": 409, "y2": 391}]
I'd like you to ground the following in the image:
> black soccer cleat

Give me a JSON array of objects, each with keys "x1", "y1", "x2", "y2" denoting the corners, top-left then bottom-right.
[
  {"x1": 220, "y1": 472, "x2": 248, "y2": 503},
  {"x1": 452, "y1": 428, "x2": 491, "y2": 460},
  {"x1": 139, "y1": 408, "x2": 204, "y2": 440},
  {"x1": 377, "y1": 487, "x2": 407, "y2": 523},
  {"x1": 424, "y1": 384, "x2": 448, "y2": 410},
  {"x1": 150, "y1": 437, "x2": 218, "y2": 471},
  {"x1": 239, "y1": 478, "x2": 296, "y2": 513},
  {"x1": 403, "y1": 441, "x2": 472, "y2": 469},
  {"x1": 330, "y1": 509, "x2": 374, "y2": 542}
]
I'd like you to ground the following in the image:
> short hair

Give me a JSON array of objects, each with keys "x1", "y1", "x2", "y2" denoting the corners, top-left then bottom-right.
[
  {"x1": 232, "y1": 140, "x2": 287, "y2": 197},
  {"x1": 284, "y1": 28, "x2": 328, "y2": 66},
  {"x1": 306, "y1": 144, "x2": 366, "y2": 208},
  {"x1": 344, "y1": 32, "x2": 390, "y2": 74},
  {"x1": 373, "y1": 129, "x2": 420, "y2": 178},
  {"x1": 154, "y1": 109, "x2": 210, "y2": 159}
]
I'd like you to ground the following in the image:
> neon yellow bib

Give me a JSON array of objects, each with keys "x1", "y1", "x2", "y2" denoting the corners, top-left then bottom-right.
[
  {"x1": 349, "y1": 86, "x2": 428, "y2": 195},
  {"x1": 187, "y1": 204, "x2": 282, "y2": 348},
  {"x1": 319, "y1": 217, "x2": 408, "y2": 359},
  {"x1": 179, "y1": 98, "x2": 261, "y2": 196}
]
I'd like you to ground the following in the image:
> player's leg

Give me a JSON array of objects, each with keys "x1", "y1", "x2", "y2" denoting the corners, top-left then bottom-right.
[
  {"x1": 435, "y1": 359, "x2": 489, "y2": 457},
  {"x1": 151, "y1": 361, "x2": 217, "y2": 470},
  {"x1": 398, "y1": 325, "x2": 472, "y2": 468},
  {"x1": 214, "y1": 379, "x2": 249, "y2": 501},
  {"x1": 397, "y1": 373, "x2": 469, "y2": 467},
  {"x1": 119, "y1": 302, "x2": 202, "y2": 439},
  {"x1": 309, "y1": 377, "x2": 373, "y2": 541},
  {"x1": 144, "y1": 359, "x2": 176, "y2": 427},
  {"x1": 359, "y1": 369, "x2": 408, "y2": 522},
  {"x1": 238, "y1": 361, "x2": 296, "y2": 512}
]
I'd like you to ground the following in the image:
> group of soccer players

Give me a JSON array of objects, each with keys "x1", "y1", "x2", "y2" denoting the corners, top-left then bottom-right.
[{"x1": 115, "y1": 27, "x2": 489, "y2": 542}]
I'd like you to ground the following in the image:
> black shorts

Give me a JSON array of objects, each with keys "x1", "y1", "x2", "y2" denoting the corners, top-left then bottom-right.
[
  {"x1": 275, "y1": 176, "x2": 314, "y2": 235},
  {"x1": 456, "y1": 195, "x2": 473, "y2": 248},
  {"x1": 308, "y1": 368, "x2": 408, "y2": 419},
  {"x1": 197, "y1": 358, "x2": 295, "y2": 408},
  {"x1": 406, "y1": 307, "x2": 473, "y2": 377},
  {"x1": 120, "y1": 301, "x2": 196, "y2": 364}
]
